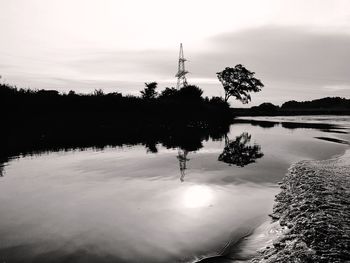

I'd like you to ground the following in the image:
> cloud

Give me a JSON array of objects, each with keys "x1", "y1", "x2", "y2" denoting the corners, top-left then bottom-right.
[
  {"x1": 170, "y1": 25, "x2": 350, "y2": 104},
  {"x1": 323, "y1": 84, "x2": 350, "y2": 91},
  {"x1": 191, "y1": 26, "x2": 350, "y2": 87},
  {"x1": 68, "y1": 50, "x2": 176, "y2": 81},
  {"x1": 67, "y1": 25, "x2": 350, "y2": 90}
]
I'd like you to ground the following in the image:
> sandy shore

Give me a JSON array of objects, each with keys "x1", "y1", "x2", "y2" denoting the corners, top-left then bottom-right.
[{"x1": 251, "y1": 150, "x2": 350, "y2": 262}]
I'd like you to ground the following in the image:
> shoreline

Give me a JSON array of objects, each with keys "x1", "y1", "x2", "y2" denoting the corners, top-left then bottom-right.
[{"x1": 251, "y1": 149, "x2": 350, "y2": 262}]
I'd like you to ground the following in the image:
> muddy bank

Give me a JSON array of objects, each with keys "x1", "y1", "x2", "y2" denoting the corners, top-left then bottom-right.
[{"x1": 252, "y1": 150, "x2": 350, "y2": 262}]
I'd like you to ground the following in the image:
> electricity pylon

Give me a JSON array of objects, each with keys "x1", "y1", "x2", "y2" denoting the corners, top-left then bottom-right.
[{"x1": 175, "y1": 43, "x2": 189, "y2": 89}]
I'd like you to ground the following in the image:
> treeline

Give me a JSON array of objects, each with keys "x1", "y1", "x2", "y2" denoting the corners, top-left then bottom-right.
[
  {"x1": 233, "y1": 97, "x2": 350, "y2": 116},
  {"x1": 0, "y1": 82, "x2": 232, "y2": 158},
  {"x1": 0, "y1": 82, "x2": 230, "y2": 123}
]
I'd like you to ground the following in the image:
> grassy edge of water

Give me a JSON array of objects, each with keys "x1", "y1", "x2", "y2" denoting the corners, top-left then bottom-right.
[{"x1": 251, "y1": 149, "x2": 350, "y2": 263}]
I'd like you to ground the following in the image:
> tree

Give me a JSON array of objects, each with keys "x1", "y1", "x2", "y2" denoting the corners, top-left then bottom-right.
[
  {"x1": 177, "y1": 85, "x2": 203, "y2": 101},
  {"x1": 141, "y1": 82, "x2": 158, "y2": 99},
  {"x1": 217, "y1": 64, "x2": 264, "y2": 104},
  {"x1": 209, "y1": 96, "x2": 229, "y2": 108},
  {"x1": 159, "y1": 87, "x2": 178, "y2": 99},
  {"x1": 158, "y1": 85, "x2": 203, "y2": 101},
  {"x1": 68, "y1": 90, "x2": 76, "y2": 96},
  {"x1": 251, "y1": 102, "x2": 279, "y2": 114},
  {"x1": 93, "y1": 89, "x2": 104, "y2": 96}
]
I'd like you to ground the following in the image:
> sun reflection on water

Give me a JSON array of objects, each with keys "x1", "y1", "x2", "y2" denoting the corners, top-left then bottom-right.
[{"x1": 182, "y1": 185, "x2": 214, "y2": 208}]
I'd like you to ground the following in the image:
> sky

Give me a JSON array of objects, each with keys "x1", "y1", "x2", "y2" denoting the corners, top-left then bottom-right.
[{"x1": 0, "y1": 0, "x2": 350, "y2": 106}]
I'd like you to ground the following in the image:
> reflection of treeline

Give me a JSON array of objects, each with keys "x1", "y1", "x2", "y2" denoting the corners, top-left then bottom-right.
[
  {"x1": 0, "y1": 114, "x2": 231, "y2": 163},
  {"x1": 233, "y1": 119, "x2": 339, "y2": 130},
  {"x1": 232, "y1": 97, "x2": 350, "y2": 116}
]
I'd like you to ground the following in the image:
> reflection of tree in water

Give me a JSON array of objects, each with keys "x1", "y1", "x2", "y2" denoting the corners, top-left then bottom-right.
[
  {"x1": 171, "y1": 124, "x2": 230, "y2": 182},
  {"x1": 0, "y1": 163, "x2": 5, "y2": 177},
  {"x1": 0, "y1": 156, "x2": 9, "y2": 177},
  {"x1": 177, "y1": 149, "x2": 189, "y2": 182},
  {"x1": 145, "y1": 141, "x2": 158, "y2": 153},
  {"x1": 166, "y1": 130, "x2": 204, "y2": 183},
  {"x1": 218, "y1": 132, "x2": 263, "y2": 167}
]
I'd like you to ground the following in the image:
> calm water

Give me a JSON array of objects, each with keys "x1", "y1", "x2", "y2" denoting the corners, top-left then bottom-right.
[{"x1": 0, "y1": 116, "x2": 349, "y2": 263}]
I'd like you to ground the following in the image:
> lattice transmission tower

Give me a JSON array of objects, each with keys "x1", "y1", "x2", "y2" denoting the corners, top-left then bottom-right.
[{"x1": 175, "y1": 43, "x2": 189, "y2": 89}]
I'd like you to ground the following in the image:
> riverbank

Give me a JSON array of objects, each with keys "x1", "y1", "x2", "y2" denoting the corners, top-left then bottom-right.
[{"x1": 251, "y1": 150, "x2": 350, "y2": 262}]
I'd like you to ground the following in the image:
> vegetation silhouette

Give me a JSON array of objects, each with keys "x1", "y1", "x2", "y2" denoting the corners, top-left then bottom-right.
[
  {"x1": 281, "y1": 97, "x2": 350, "y2": 110},
  {"x1": 233, "y1": 97, "x2": 350, "y2": 116},
  {"x1": 218, "y1": 132, "x2": 264, "y2": 167},
  {"x1": 159, "y1": 87, "x2": 178, "y2": 99},
  {"x1": 0, "y1": 82, "x2": 231, "y2": 125},
  {"x1": 140, "y1": 82, "x2": 158, "y2": 99},
  {"x1": 217, "y1": 64, "x2": 264, "y2": 104}
]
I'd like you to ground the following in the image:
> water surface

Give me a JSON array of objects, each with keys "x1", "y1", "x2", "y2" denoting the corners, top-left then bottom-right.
[{"x1": 0, "y1": 116, "x2": 349, "y2": 262}]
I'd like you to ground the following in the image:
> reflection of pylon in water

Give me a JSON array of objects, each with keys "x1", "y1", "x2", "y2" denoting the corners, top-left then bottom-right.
[
  {"x1": 177, "y1": 149, "x2": 189, "y2": 182},
  {"x1": 175, "y1": 43, "x2": 189, "y2": 89}
]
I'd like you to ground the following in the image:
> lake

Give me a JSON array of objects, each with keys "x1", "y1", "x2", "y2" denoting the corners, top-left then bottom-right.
[{"x1": 0, "y1": 116, "x2": 349, "y2": 263}]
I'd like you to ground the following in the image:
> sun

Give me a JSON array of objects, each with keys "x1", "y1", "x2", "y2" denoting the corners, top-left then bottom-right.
[{"x1": 182, "y1": 185, "x2": 214, "y2": 208}]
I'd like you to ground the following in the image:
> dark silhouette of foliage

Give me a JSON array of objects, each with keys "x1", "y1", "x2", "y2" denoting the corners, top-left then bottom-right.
[
  {"x1": 250, "y1": 102, "x2": 280, "y2": 115},
  {"x1": 253, "y1": 102, "x2": 279, "y2": 111},
  {"x1": 217, "y1": 64, "x2": 264, "y2": 104},
  {"x1": 158, "y1": 85, "x2": 204, "y2": 102},
  {"x1": 106, "y1": 91, "x2": 122, "y2": 97},
  {"x1": 177, "y1": 85, "x2": 203, "y2": 101},
  {"x1": 37, "y1": 90, "x2": 59, "y2": 96},
  {"x1": 0, "y1": 82, "x2": 231, "y2": 124},
  {"x1": 209, "y1": 96, "x2": 230, "y2": 108},
  {"x1": 218, "y1": 132, "x2": 263, "y2": 167},
  {"x1": 68, "y1": 90, "x2": 76, "y2": 96},
  {"x1": 140, "y1": 82, "x2": 158, "y2": 99},
  {"x1": 159, "y1": 87, "x2": 178, "y2": 99},
  {"x1": 233, "y1": 97, "x2": 350, "y2": 116},
  {"x1": 281, "y1": 97, "x2": 350, "y2": 110},
  {"x1": 93, "y1": 89, "x2": 104, "y2": 96}
]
